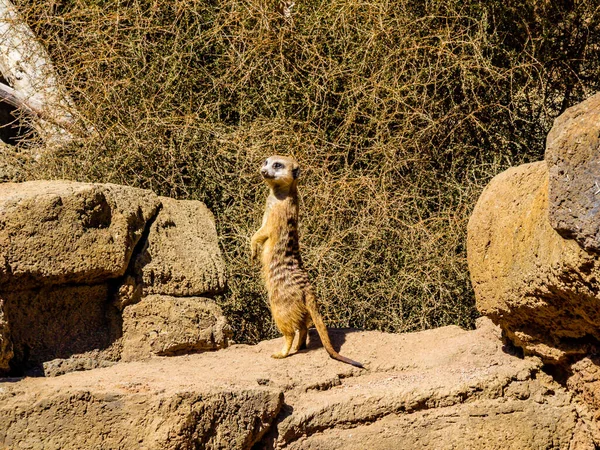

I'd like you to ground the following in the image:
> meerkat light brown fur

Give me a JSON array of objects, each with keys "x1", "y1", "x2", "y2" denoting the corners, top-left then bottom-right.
[{"x1": 251, "y1": 155, "x2": 363, "y2": 367}]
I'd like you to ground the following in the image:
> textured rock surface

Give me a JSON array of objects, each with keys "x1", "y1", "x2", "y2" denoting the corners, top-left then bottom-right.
[
  {"x1": 0, "y1": 320, "x2": 593, "y2": 450},
  {"x1": 0, "y1": 180, "x2": 161, "y2": 289},
  {"x1": 42, "y1": 352, "x2": 117, "y2": 377},
  {"x1": 467, "y1": 161, "x2": 600, "y2": 363},
  {"x1": 0, "y1": 181, "x2": 229, "y2": 375},
  {"x1": 567, "y1": 358, "x2": 600, "y2": 410},
  {"x1": 1, "y1": 284, "x2": 118, "y2": 373},
  {"x1": 564, "y1": 357, "x2": 600, "y2": 448},
  {"x1": 134, "y1": 196, "x2": 226, "y2": 297},
  {"x1": 0, "y1": 380, "x2": 280, "y2": 450},
  {"x1": 121, "y1": 295, "x2": 232, "y2": 362},
  {"x1": 288, "y1": 396, "x2": 578, "y2": 450},
  {"x1": 546, "y1": 91, "x2": 600, "y2": 252}
]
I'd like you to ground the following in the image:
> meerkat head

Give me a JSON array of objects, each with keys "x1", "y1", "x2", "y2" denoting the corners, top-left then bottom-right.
[{"x1": 260, "y1": 155, "x2": 300, "y2": 189}]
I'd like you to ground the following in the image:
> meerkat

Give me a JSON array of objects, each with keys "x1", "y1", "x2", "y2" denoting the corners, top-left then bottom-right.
[{"x1": 251, "y1": 155, "x2": 363, "y2": 368}]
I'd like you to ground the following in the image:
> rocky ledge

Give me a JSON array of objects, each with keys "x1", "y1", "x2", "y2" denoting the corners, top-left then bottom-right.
[{"x1": 1, "y1": 319, "x2": 594, "y2": 450}]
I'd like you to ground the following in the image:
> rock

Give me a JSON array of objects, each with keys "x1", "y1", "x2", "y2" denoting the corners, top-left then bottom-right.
[
  {"x1": 121, "y1": 295, "x2": 232, "y2": 362},
  {"x1": 567, "y1": 357, "x2": 600, "y2": 411},
  {"x1": 288, "y1": 395, "x2": 575, "y2": 450},
  {"x1": 565, "y1": 357, "x2": 600, "y2": 446},
  {"x1": 467, "y1": 161, "x2": 600, "y2": 363},
  {"x1": 0, "y1": 180, "x2": 161, "y2": 290},
  {"x1": 0, "y1": 321, "x2": 593, "y2": 449},
  {"x1": 0, "y1": 181, "x2": 229, "y2": 375},
  {"x1": 0, "y1": 302, "x2": 12, "y2": 373},
  {"x1": 112, "y1": 274, "x2": 143, "y2": 311},
  {"x1": 546, "y1": 91, "x2": 600, "y2": 252},
  {"x1": 0, "y1": 380, "x2": 281, "y2": 450},
  {"x1": 134, "y1": 196, "x2": 226, "y2": 297},
  {"x1": 1, "y1": 284, "x2": 118, "y2": 373},
  {"x1": 42, "y1": 352, "x2": 117, "y2": 377}
]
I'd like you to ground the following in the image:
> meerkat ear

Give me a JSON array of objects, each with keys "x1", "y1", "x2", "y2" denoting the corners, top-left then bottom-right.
[{"x1": 292, "y1": 166, "x2": 300, "y2": 179}]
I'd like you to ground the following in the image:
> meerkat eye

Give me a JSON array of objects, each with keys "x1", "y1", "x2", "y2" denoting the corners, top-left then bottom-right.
[
  {"x1": 263, "y1": 159, "x2": 268, "y2": 166},
  {"x1": 273, "y1": 162, "x2": 284, "y2": 170}
]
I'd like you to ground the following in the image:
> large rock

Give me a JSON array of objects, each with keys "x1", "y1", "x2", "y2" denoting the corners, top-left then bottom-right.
[
  {"x1": 467, "y1": 161, "x2": 600, "y2": 363},
  {"x1": 0, "y1": 380, "x2": 281, "y2": 450},
  {"x1": 0, "y1": 321, "x2": 594, "y2": 449},
  {"x1": 0, "y1": 180, "x2": 161, "y2": 289},
  {"x1": 288, "y1": 395, "x2": 578, "y2": 450},
  {"x1": 121, "y1": 295, "x2": 232, "y2": 362},
  {"x1": 0, "y1": 181, "x2": 230, "y2": 375},
  {"x1": 546, "y1": 91, "x2": 600, "y2": 252},
  {"x1": 134, "y1": 196, "x2": 226, "y2": 297}
]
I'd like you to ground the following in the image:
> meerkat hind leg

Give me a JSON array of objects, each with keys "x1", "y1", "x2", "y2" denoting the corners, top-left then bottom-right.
[
  {"x1": 272, "y1": 332, "x2": 295, "y2": 359},
  {"x1": 293, "y1": 324, "x2": 308, "y2": 352}
]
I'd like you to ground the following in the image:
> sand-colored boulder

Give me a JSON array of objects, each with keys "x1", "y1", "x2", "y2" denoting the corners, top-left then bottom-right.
[
  {"x1": 0, "y1": 380, "x2": 280, "y2": 450},
  {"x1": 121, "y1": 295, "x2": 231, "y2": 362},
  {"x1": 0, "y1": 181, "x2": 230, "y2": 375},
  {"x1": 288, "y1": 394, "x2": 578, "y2": 450},
  {"x1": 0, "y1": 180, "x2": 161, "y2": 290},
  {"x1": 467, "y1": 161, "x2": 600, "y2": 363},
  {"x1": 546, "y1": 91, "x2": 600, "y2": 252},
  {"x1": 134, "y1": 196, "x2": 226, "y2": 297},
  {"x1": 0, "y1": 320, "x2": 592, "y2": 449}
]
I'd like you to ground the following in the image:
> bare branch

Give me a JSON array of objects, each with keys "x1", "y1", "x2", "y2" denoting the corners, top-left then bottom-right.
[
  {"x1": 0, "y1": 81, "x2": 75, "y2": 129},
  {"x1": 0, "y1": 80, "x2": 43, "y2": 116}
]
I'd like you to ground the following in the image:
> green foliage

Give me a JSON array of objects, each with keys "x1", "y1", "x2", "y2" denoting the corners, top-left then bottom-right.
[{"x1": 15, "y1": 0, "x2": 600, "y2": 342}]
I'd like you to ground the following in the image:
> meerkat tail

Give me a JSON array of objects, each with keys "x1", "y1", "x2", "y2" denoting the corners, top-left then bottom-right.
[{"x1": 305, "y1": 292, "x2": 364, "y2": 368}]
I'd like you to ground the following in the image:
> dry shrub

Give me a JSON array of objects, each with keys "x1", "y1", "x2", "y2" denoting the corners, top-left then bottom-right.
[{"x1": 9, "y1": 0, "x2": 600, "y2": 342}]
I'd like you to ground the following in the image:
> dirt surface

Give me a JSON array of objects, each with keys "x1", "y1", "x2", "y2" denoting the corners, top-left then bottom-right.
[{"x1": 0, "y1": 319, "x2": 592, "y2": 449}]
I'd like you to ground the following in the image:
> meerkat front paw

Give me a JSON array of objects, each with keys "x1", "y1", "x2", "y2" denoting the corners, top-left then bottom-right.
[
  {"x1": 250, "y1": 242, "x2": 259, "y2": 262},
  {"x1": 271, "y1": 352, "x2": 288, "y2": 359}
]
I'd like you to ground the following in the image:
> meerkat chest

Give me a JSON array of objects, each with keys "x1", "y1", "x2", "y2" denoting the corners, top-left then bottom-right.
[{"x1": 261, "y1": 195, "x2": 302, "y2": 265}]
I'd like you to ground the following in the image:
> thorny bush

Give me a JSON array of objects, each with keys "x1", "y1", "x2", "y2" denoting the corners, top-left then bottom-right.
[{"x1": 7, "y1": 0, "x2": 600, "y2": 342}]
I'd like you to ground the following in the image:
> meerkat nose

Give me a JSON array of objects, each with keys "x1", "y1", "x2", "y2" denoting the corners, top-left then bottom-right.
[{"x1": 260, "y1": 168, "x2": 269, "y2": 177}]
